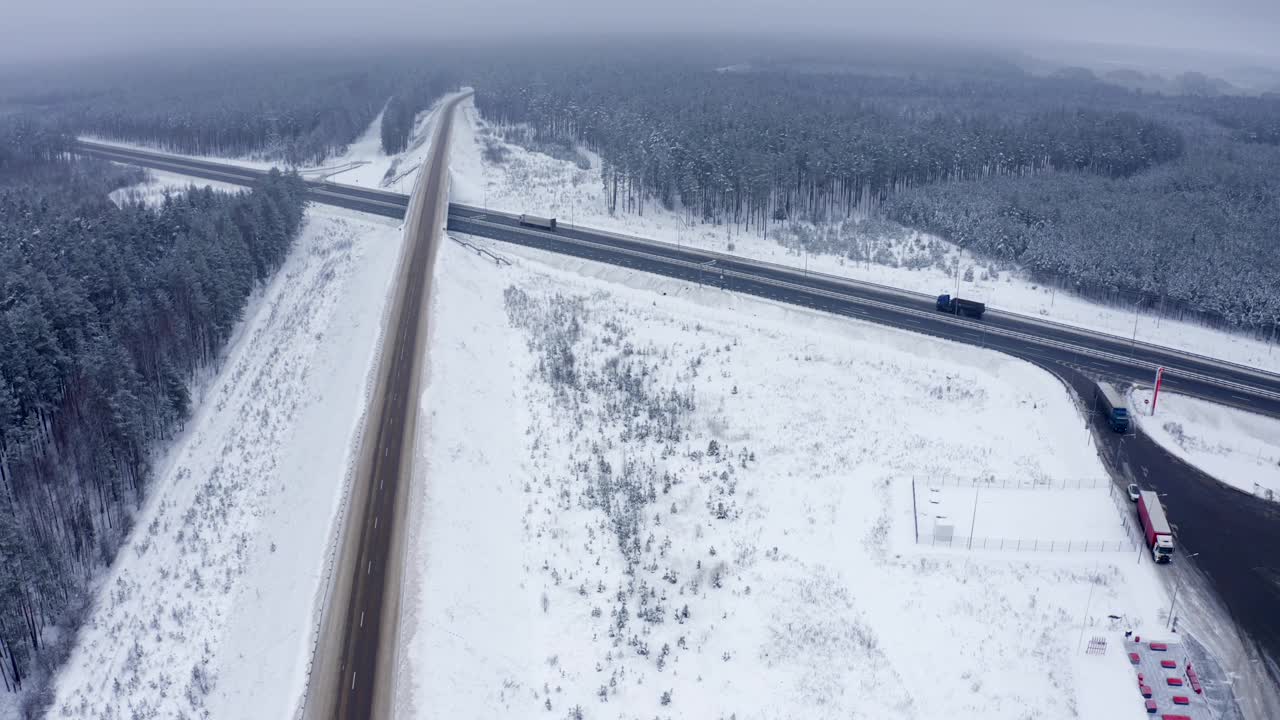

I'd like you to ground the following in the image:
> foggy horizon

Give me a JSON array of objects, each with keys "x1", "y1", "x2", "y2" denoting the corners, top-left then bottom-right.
[{"x1": 4, "y1": 0, "x2": 1280, "y2": 71}]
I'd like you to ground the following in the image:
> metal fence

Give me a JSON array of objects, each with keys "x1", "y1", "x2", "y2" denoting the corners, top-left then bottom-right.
[
  {"x1": 923, "y1": 476, "x2": 1112, "y2": 491},
  {"x1": 917, "y1": 534, "x2": 1137, "y2": 553},
  {"x1": 912, "y1": 477, "x2": 1142, "y2": 554}
]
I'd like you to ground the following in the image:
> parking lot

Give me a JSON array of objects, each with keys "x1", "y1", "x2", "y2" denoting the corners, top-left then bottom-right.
[{"x1": 1124, "y1": 638, "x2": 1211, "y2": 719}]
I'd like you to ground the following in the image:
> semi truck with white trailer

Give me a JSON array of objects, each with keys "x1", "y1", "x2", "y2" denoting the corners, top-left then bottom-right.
[
  {"x1": 1137, "y1": 490, "x2": 1175, "y2": 563},
  {"x1": 518, "y1": 214, "x2": 557, "y2": 231}
]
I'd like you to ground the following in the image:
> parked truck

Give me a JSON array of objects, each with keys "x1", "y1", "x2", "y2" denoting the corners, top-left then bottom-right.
[
  {"x1": 1137, "y1": 490, "x2": 1175, "y2": 563},
  {"x1": 518, "y1": 214, "x2": 557, "y2": 231},
  {"x1": 935, "y1": 294, "x2": 985, "y2": 319},
  {"x1": 1095, "y1": 382, "x2": 1130, "y2": 433}
]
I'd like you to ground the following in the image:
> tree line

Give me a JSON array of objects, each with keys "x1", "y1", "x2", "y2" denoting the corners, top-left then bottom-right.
[
  {"x1": 6, "y1": 51, "x2": 455, "y2": 166},
  {"x1": 466, "y1": 49, "x2": 1278, "y2": 328},
  {"x1": 472, "y1": 60, "x2": 1184, "y2": 228},
  {"x1": 380, "y1": 70, "x2": 458, "y2": 155},
  {"x1": 0, "y1": 122, "x2": 308, "y2": 710}
]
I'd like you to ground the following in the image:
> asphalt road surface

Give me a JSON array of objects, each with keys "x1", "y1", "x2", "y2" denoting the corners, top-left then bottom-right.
[{"x1": 301, "y1": 92, "x2": 465, "y2": 720}]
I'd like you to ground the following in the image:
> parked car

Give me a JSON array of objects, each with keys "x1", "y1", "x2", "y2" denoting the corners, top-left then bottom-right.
[{"x1": 1127, "y1": 483, "x2": 1141, "y2": 502}]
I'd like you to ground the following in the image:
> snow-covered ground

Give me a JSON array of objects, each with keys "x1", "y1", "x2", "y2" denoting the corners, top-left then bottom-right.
[
  {"x1": 310, "y1": 92, "x2": 467, "y2": 193},
  {"x1": 447, "y1": 96, "x2": 1280, "y2": 375},
  {"x1": 1131, "y1": 388, "x2": 1280, "y2": 502},
  {"x1": 396, "y1": 236, "x2": 1175, "y2": 720},
  {"x1": 920, "y1": 482, "x2": 1136, "y2": 552},
  {"x1": 47, "y1": 205, "x2": 405, "y2": 719},
  {"x1": 107, "y1": 168, "x2": 247, "y2": 207}
]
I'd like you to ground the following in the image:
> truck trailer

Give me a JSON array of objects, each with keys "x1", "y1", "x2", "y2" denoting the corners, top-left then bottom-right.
[
  {"x1": 1137, "y1": 490, "x2": 1175, "y2": 563},
  {"x1": 518, "y1": 214, "x2": 557, "y2": 231},
  {"x1": 1095, "y1": 382, "x2": 1130, "y2": 433},
  {"x1": 935, "y1": 294, "x2": 985, "y2": 319}
]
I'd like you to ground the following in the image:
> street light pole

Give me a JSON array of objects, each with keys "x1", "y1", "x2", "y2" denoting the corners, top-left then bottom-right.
[
  {"x1": 1166, "y1": 552, "x2": 1201, "y2": 630},
  {"x1": 966, "y1": 485, "x2": 981, "y2": 551},
  {"x1": 1130, "y1": 300, "x2": 1141, "y2": 358}
]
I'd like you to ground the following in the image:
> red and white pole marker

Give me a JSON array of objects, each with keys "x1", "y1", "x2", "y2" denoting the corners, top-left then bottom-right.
[{"x1": 1151, "y1": 366, "x2": 1165, "y2": 415}]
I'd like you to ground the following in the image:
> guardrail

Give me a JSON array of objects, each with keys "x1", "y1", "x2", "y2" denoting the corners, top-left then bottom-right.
[{"x1": 448, "y1": 234, "x2": 511, "y2": 265}]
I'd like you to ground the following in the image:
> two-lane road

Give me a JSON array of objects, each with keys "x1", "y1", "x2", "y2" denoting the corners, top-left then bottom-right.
[{"x1": 302, "y1": 91, "x2": 466, "y2": 720}]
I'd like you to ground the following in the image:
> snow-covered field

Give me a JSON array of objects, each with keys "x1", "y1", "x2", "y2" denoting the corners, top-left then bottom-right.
[
  {"x1": 396, "y1": 237, "x2": 1173, "y2": 720},
  {"x1": 1131, "y1": 388, "x2": 1280, "y2": 502},
  {"x1": 47, "y1": 206, "x2": 405, "y2": 719},
  {"x1": 447, "y1": 97, "x2": 1280, "y2": 375},
  {"x1": 108, "y1": 168, "x2": 246, "y2": 207}
]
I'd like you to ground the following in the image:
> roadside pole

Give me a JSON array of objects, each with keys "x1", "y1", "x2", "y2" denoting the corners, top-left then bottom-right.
[
  {"x1": 966, "y1": 485, "x2": 980, "y2": 551},
  {"x1": 1151, "y1": 367, "x2": 1165, "y2": 416},
  {"x1": 1130, "y1": 300, "x2": 1141, "y2": 358},
  {"x1": 1166, "y1": 553, "x2": 1200, "y2": 630},
  {"x1": 1077, "y1": 562, "x2": 1098, "y2": 652},
  {"x1": 911, "y1": 477, "x2": 919, "y2": 543}
]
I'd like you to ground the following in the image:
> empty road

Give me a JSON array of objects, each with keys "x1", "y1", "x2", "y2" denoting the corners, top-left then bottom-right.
[{"x1": 303, "y1": 91, "x2": 466, "y2": 720}]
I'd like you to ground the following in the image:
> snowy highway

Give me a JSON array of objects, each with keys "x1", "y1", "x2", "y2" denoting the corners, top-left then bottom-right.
[
  {"x1": 74, "y1": 138, "x2": 1280, "y2": 421},
  {"x1": 75, "y1": 132, "x2": 1280, "y2": 710},
  {"x1": 299, "y1": 91, "x2": 467, "y2": 720}
]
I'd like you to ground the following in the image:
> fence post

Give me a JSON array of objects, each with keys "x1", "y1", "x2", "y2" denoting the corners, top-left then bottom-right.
[{"x1": 912, "y1": 477, "x2": 919, "y2": 544}]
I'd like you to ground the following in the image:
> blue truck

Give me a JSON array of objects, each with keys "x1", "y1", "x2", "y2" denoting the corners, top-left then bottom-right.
[
  {"x1": 935, "y1": 294, "x2": 986, "y2": 319},
  {"x1": 1095, "y1": 383, "x2": 1130, "y2": 433}
]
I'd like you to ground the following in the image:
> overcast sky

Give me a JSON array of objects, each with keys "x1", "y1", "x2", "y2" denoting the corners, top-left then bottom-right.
[{"x1": 4, "y1": 0, "x2": 1279, "y2": 66}]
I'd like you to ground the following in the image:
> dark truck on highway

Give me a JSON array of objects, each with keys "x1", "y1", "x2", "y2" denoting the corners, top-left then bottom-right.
[
  {"x1": 935, "y1": 294, "x2": 985, "y2": 319},
  {"x1": 518, "y1": 214, "x2": 557, "y2": 231},
  {"x1": 1094, "y1": 382, "x2": 1130, "y2": 433}
]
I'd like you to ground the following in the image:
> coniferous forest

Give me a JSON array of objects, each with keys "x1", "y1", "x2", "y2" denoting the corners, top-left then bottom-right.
[
  {"x1": 5, "y1": 51, "x2": 456, "y2": 166},
  {"x1": 468, "y1": 43, "x2": 1280, "y2": 328},
  {"x1": 0, "y1": 117, "x2": 307, "y2": 702}
]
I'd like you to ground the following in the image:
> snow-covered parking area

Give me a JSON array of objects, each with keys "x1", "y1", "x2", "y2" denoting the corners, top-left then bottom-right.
[
  {"x1": 1131, "y1": 388, "x2": 1280, "y2": 502},
  {"x1": 49, "y1": 207, "x2": 404, "y2": 719},
  {"x1": 397, "y1": 238, "x2": 1170, "y2": 720}
]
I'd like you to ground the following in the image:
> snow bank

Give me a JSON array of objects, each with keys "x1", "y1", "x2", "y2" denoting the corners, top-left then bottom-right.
[
  {"x1": 448, "y1": 96, "x2": 1280, "y2": 375},
  {"x1": 396, "y1": 238, "x2": 1171, "y2": 720},
  {"x1": 1131, "y1": 388, "x2": 1280, "y2": 501},
  {"x1": 48, "y1": 208, "x2": 404, "y2": 719}
]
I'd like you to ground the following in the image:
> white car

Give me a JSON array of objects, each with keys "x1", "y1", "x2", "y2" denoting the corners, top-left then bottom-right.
[{"x1": 1127, "y1": 484, "x2": 1141, "y2": 502}]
